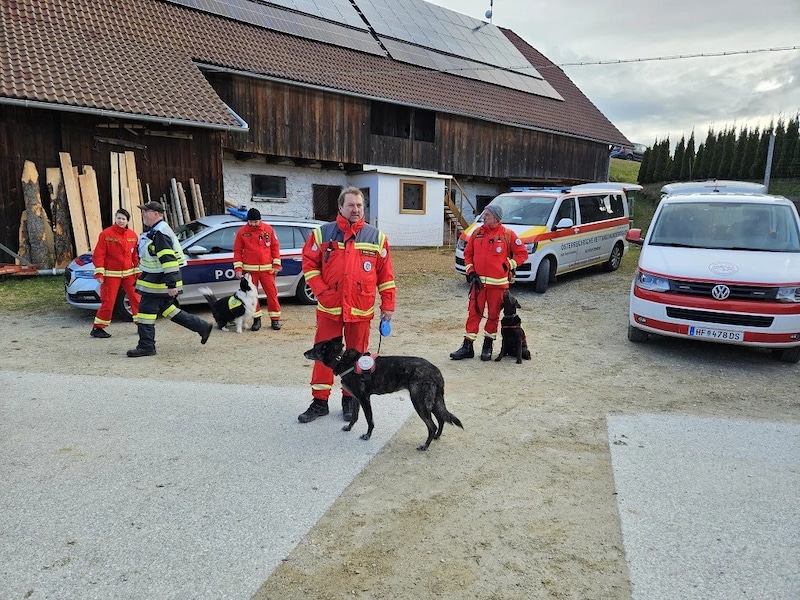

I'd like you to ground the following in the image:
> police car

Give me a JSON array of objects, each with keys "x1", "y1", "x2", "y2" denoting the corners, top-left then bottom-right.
[{"x1": 64, "y1": 212, "x2": 325, "y2": 318}]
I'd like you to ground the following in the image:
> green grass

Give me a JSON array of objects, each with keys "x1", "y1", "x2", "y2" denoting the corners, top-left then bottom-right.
[
  {"x1": 0, "y1": 274, "x2": 68, "y2": 314},
  {"x1": 609, "y1": 158, "x2": 640, "y2": 184}
]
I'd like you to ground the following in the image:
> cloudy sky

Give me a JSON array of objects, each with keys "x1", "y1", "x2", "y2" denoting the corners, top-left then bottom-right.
[{"x1": 429, "y1": 0, "x2": 800, "y2": 147}]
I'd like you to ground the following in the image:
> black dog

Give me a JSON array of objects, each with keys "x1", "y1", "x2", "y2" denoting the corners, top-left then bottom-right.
[
  {"x1": 495, "y1": 290, "x2": 531, "y2": 364},
  {"x1": 303, "y1": 337, "x2": 463, "y2": 451},
  {"x1": 198, "y1": 273, "x2": 257, "y2": 333}
]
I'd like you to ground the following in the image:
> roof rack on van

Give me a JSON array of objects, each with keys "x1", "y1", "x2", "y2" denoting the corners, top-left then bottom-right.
[
  {"x1": 660, "y1": 180, "x2": 767, "y2": 197},
  {"x1": 509, "y1": 186, "x2": 570, "y2": 193}
]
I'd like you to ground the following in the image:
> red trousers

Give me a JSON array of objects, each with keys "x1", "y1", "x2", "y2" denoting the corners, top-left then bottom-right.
[
  {"x1": 248, "y1": 271, "x2": 281, "y2": 321},
  {"x1": 310, "y1": 314, "x2": 370, "y2": 401},
  {"x1": 464, "y1": 285, "x2": 504, "y2": 340},
  {"x1": 93, "y1": 275, "x2": 140, "y2": 328}
]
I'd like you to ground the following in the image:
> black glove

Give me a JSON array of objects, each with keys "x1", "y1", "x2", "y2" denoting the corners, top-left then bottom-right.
[{"x1": 466, "y1": 272, "x2": 480, "y2": 285}]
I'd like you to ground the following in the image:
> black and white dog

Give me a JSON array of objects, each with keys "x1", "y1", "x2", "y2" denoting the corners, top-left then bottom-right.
[
  {"x1": 304, "y1": 337, "x2": 463, "y2": 450},
  {"x1": 199, "y1": 273, "x2": 258, "y2": 333},
  {"x1": 495, "y1": 290, "x2": 531, "y2": 364}
]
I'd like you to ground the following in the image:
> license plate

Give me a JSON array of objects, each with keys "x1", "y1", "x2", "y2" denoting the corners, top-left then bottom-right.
[{"x1": 688, "y1": 326, "x2": 743, "y2": 341}]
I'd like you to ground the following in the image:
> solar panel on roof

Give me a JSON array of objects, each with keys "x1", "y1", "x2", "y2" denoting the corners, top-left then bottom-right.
[{"x1": 164, "y1": 0, "x2": 383, "y2": 56}]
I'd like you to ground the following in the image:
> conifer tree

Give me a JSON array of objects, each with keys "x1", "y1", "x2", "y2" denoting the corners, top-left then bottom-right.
[
  {"x1": 681, "y1": 132, "x2": 696, "y2": 180},
  {"x1": 670, "y1": 136, "x2": 686, "y2": 181},
  {"x1": 730, "y1": 126, "x2": 747, "y2": 180}
]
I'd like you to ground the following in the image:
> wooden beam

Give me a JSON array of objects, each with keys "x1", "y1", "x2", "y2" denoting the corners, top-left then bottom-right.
[
  {"x1": 59, "y1": 152, "x2": 90, "y2": 255},
  {"x1": 78, "y1": 165, "x2": 103, "y2": 250}
]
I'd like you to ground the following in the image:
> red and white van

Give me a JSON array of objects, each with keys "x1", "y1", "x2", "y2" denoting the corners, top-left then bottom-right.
[{"x1": 626, "y1": 192, "x2": 800, "y2": 362}]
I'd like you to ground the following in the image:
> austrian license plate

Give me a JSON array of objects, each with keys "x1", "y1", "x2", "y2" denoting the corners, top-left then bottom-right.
[{"x1": 688, "y1": 326, "x2": 743, "y2": 341}]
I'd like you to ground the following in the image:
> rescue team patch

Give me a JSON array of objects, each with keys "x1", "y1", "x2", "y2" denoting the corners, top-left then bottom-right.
[
  {"x1": 496, "y1": 246, "x2": 502, "y2": 253},
  {"x1": 363, "y1": 261, "x2": 372, "y2": 272},
  {"x1": 228, "y1": 296, "x2": 244, "y2": 310},
  {"x1": 515, "y1": 238, "x2": 522, "y2": 245},
  {"x1": 360, "y1": 249, "x2": 378, "y2": 256},
  {"x1": 311, "y1": 243, "x2": 318, "y2": 251},
  {"x1": 380, "y1": 248, "x2": 387, "y2": 258}
]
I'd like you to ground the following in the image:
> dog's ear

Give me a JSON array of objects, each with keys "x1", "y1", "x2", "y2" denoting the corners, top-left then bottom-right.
[{"x1": 515, "y1": 298, "x2": 521, "y2": 309}]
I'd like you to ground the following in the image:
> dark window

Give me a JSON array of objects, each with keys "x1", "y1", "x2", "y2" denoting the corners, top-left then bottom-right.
[
  {"x1": 400, "y1": 180, "x2": 426, "y2": 213},
  {"x1": 252, "y1": 175, "x2": 287, "y2": 199},
  {"x1": 371, "y1": 101, "x2": 435, "y2": 142},
  {"x1": 578, "y1": 194, "x2": 624, "y2": 224}
]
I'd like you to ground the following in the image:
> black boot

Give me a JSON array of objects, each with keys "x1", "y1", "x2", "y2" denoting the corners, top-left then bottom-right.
[
  {"x1": 450, "y1": 338, "x2": 474, "y2": 360},
  {"x1": 298, "y1": 399, "x2": 329, "y2": 423},
  {"x1": 480, "y1": 337, "x2": 493, "y2": 361},
  {"x1": 251, "y1": 317, "x2": 262, "y2": 331},
  {"x1": 171, "y1": 309, "x2": 213, "y2": 344},
  {"x1": 128, "y1": 323, "x2": 156, "y2": 357},
  {"x1": 90, "y1": 327, "x2": 111, "y2": 339}
]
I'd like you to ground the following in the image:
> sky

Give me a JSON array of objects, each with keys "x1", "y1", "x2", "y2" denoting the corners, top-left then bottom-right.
[{"x1": 429, "y1": 0, "x2": 800, "y2": 147}]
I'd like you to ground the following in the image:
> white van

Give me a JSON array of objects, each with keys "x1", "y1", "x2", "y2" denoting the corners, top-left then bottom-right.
[
  {"x1": 454, "y1": 183, "x2": 641, "y2": 292},
  {"x1": 660, "y1": 180, "x2": 767, "y2": 198},
  {"x1": 626, "y1": 192, "x2": 800, "y2": 362}
]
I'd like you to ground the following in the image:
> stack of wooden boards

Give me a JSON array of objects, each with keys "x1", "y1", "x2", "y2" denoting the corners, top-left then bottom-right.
[{"x1": 14, "y1": 151, "x2": 206, "y2": 270}]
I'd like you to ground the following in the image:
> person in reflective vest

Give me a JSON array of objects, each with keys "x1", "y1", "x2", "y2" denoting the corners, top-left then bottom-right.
[
  {"x1": 298, "y1": 187, "x2": 396, "y2": 423},
  {"x1": 450, "y1": 204, "x2": 528, "y2": 361},
  {"x1": 90, "y1": 208, "x2": 140, "y2": 338},
  {"x1": 233, "y1": 207, "x2": 282, "y2": 331},
  {"x1": 126, "y1": 201, "x2": 213, "y2": 357}
]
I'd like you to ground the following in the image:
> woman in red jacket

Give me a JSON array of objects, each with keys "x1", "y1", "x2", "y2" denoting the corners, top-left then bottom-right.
[{"x1": 90, "y1": 209, "x2": 140, "y2": 338}]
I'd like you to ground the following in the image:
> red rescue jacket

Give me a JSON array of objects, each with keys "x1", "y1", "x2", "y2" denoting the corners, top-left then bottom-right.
[
  {"x1": 302, "y1": 214, "x2": 396, "y2": 322},
  {"x1": 93, "y1": 223, "x2": 139, "y2": 278},
  {"x1": 233, "y1": 221, "x2": 281, "y2": 273},
  {"x1": 464, "y1": 222, "x2": 528, "y2": 287}
]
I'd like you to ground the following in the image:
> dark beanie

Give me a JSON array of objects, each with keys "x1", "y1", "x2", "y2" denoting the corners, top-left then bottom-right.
[{"x1": 246, "y1": 208, "x2": 261, "y2": 221}]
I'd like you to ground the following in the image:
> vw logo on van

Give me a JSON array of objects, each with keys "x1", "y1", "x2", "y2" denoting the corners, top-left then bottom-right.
[
  {"x1": 711, "y1": 284, "x2": 731, "y2": 300},
  {"x1": 709, "y1": 262, "x2": 738, "y2": 275}
]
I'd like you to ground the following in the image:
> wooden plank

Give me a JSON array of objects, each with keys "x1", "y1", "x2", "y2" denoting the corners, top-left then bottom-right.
[
  {"x1": 46, "y1": 167, "x2": 73, "y2": 268},
  {"x1": 79, "y1": 166, "x2": 103, "y2": 251},
  {"x1": 117, "y1": 152, "x2": 129, "y2": 212},
  {"x1": 188, "y1": 178, "x2": 200, "y2": 220},
  {"x1": 110, "y1": 152, "x2": 120, "y2": 212},
  {"x1": 194, "y1": 182, "x2": 205, "y2": 218},
  {"x1": 177, "y1": 181, "x2": 191, "y2": 223},
  {"x1": 170, "y1": 179, "x2": 184, "y2": 226},
  {"x1": 59, "y1": 152, "x2": 90, "y2": 255},
  {"x1": 124, "y1": 152, "x2": 143, "y2": 230}
]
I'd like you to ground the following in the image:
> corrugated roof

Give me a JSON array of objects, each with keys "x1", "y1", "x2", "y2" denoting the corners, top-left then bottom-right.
[{"x1": 0, "y1": 0, "x2": 627, "y2": 143}]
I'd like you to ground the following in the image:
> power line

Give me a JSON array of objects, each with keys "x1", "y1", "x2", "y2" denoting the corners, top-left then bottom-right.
[{"x1": 553, "y1": 45, "x2": 800, "y2": 68}]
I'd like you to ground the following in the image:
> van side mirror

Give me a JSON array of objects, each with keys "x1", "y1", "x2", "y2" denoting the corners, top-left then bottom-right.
[
  {"x1": 554, "y1": 217, "x2": 574, "y2": 230},
  {"x1": 625, "y1": 228, "x2": 644, "y2": 246}
]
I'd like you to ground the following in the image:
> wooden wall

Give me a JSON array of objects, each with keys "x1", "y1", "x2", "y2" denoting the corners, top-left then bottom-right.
[
  {"x1": 0, "y1": 106, "x2": 224, "y2": 258},
  {"x1": 210, "y1": 73, "x2": 609, "y2": 184}
]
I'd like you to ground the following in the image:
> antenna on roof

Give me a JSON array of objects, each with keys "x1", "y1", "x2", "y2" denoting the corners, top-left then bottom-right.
[{"x1": 485, "y1": 0, "x2": 494, "y2": 23}]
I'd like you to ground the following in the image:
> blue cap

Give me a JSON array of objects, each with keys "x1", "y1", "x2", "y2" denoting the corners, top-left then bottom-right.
[{"x1": 379, "y1": 318, "x2": 391, "y2": 337}]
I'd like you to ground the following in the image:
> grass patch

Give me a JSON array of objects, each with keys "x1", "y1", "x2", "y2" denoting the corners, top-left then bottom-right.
[
  {"x1": 609, "y1": 158, "x2": 640, "y2": 183},
  {"x1": 0, "y1": 274, "x2": 68, "y2": 314}
]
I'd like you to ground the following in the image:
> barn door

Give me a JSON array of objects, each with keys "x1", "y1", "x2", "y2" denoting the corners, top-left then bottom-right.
[{"x1": 312, "y1": 185, "x2": 340, "y2": 222}]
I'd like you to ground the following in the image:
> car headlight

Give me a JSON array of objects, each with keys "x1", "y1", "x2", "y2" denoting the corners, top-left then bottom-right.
[
  {"x1": 456, "y1": 239, "x2": 467, "y2": 251},
  {"x1": 634, "y1": 269, "x2": 669, "y2": 292},
  {"x1": 525, "y1": 242, "x2": 537, "y2": 253},
  {"x1": 776, "y1": 286, "x2": 800, "y2": 303},
  {"x1": 72, "y1": 270, "x2": 96, "y2": 279}
]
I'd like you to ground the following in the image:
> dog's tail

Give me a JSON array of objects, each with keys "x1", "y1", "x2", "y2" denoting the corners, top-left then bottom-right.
[
  {"x1": 447, "y1": 412, "x2": 464, "y2": 430},
  {"x1": 198, "y1": 286, "x2": 216, "y2": 307}
]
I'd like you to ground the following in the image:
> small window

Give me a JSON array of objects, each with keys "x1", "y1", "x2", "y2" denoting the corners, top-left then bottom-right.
[
  {"x1": 400, "y1": 180, "x2": 426, "y2": 213},
  {"x1": 252, "y1": 175, "x2": 287, "y2": 199}
]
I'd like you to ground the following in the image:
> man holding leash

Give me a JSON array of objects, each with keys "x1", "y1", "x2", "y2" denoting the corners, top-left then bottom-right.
[
  {"x1": 233, "y1": 208, "x2": 282, "y2": 331},
  {"x1": 298, "y1": 186, "x2": 396, "y2": 423},
  {"x1": 450, "y1": 204, "x2": 528, "y2": 361},
  {"x1": 127, "y1": 201, "x2": 213, "y2": 357}
]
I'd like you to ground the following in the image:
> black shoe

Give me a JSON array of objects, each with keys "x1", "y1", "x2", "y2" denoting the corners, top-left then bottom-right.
[
  {"x1": 127, "y1": 347, "x2": 156, "y2": 357},
  {"x1": 450, "y1": 339, "x2": 474, "y2": 360},
  {"x1": 90, "y1": 327, "x2": 111, "y2": 339},
  {"x1": 342, "y1": 396, "x2": 354, "y2": 421},
  {"x1": 271, "y1": 320, "x2": 281, "y2": 331},
  {"x1": 298, "y1": 400, "x2": 329, "y2": 423},
  {"x1": 251, "y1": 317, "x2": 262, "y2": 332},
  {"x1": 200, "y1": 321, "x2": 213, "y2": 344}
]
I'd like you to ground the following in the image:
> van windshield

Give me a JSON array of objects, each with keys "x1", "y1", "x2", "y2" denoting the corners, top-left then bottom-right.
[
  {"x1": 485, "y1": 195, "x2": 556, "y2": 226},
  {"x1": 649, "y1": 202, "x2": 800, "y2": 252}
]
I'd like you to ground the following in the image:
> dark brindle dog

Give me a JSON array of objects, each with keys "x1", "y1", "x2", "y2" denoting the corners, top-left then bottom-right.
[
  {"x1": 495, "y1": 290, "x2": 531, "y2": 364},
  {"x1": 303, "y1": 337, "x2": 463, "y2": 450}
]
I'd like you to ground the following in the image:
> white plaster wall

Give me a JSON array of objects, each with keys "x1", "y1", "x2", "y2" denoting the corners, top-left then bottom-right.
[
  {"x1": 222, "y1": 158, "x2": 347, "y2": 220},
  {"x1": 454, "y1": 181, "x2": 503, "y2": 223}
]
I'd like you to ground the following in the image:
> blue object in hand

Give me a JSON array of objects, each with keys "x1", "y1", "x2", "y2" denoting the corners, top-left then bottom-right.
[{"x1": 379, "y1": 317, "x2": 391, "y2": 337}]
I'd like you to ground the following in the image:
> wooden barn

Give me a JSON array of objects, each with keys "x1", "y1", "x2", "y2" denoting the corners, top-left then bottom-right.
[{"x1": 0, "y1": 0, "x2": 628, "y2": 262}]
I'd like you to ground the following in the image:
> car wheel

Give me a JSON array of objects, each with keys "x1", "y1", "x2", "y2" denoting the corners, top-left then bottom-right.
[
  {"x1": 772, "y1": 347, "x2": 800, "y2": 363},
  {"x1": 603, "y1": 242, "x2": 624, "y2": 272},
  {"x1": 534, "y1": 258, "x2": 551, "y2": 293},
  {"x1": 295, "y1": 276, "x2": 317, "y2": 305},
  {"x1": 113, "y1": 289, "x2": 134, "y2": 322},
  {"x1": 627, "y1": 324, "x2": 648, "y2": 343}
]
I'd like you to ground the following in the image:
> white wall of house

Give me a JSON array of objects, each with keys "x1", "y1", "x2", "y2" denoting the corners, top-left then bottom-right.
[
  {"x1": 222, "y1": 157, "x2": 347, "y2": 219},
  {"x1": 452, "y1": 181, "x2": 503, "y2": 223},
  {"x1": 222, "y1": 158, "x2": 450, "y2": 247}
]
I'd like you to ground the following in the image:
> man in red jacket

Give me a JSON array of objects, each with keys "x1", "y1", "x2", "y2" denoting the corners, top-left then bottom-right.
[
  {"x1": 450, "y1": 204, "x2": 528, "y2": 361},
  {"x1": 90, "y1": 208, "x2": 140, "y2": 338},
  {"x1": 233, "y1": 208, "x2": 282, "y2": 331},
  {"x1": 298, "y1": 187, "x2": 396, "y2": 423}
]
